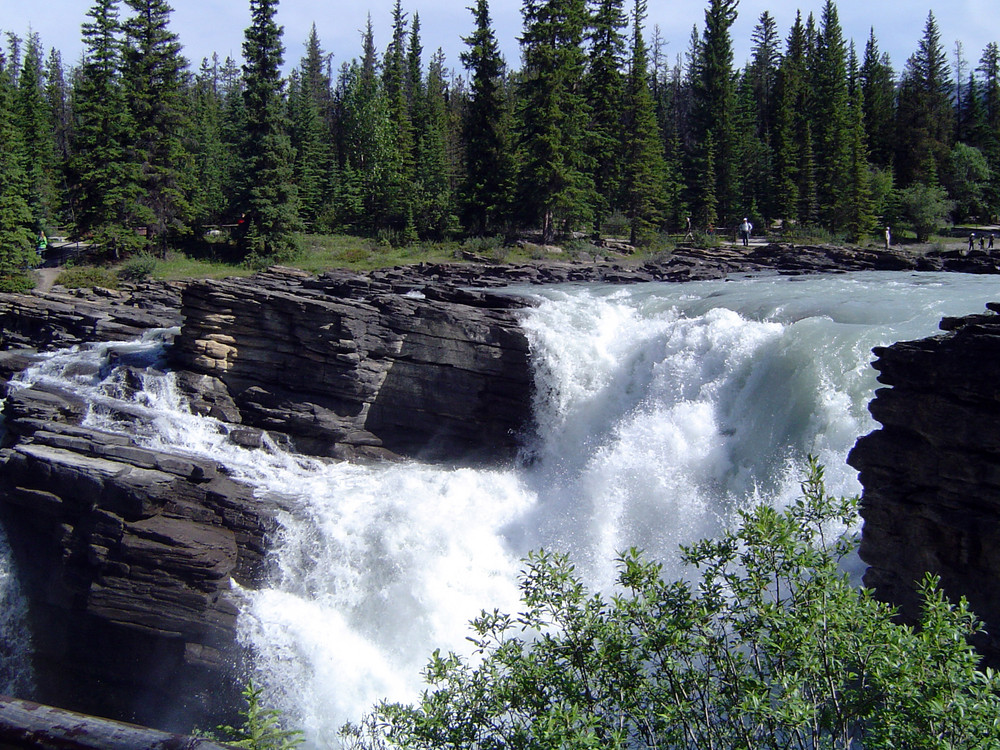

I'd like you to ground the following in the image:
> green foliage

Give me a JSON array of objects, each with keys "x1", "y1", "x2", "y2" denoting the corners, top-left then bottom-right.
[
  {"x1": 897, "y1": 182, "x2": 956, "y2": 242},
  {"x1": 217, "y1": 681, "x2": 303, "y2": 750},
  {"x1": 117, "y1": 252, "x2": 157, "y2": 281},
  {"x1": 0, "y1": 273, "x2": 35, "y2": 293},
  {"x1": 237, "y1": 0, "x2": 302, "y2": 260},
  {"x1": 517, "y1": 0, "x2": 595, "y2": 242},
  {"x1": 343, "y1": 458, "x2": 1000, "y2": 750},
  {"x1": 89, "y1": 223, "x2": 150, "y2": 261},
  {"x1": 460, "y1": 0, "x2": 516, "y2": 236},
  {"x1": 946, "y1": 142, "x2": 992, "y2": 221},
  {"x1": 54, "y1": 265, "x2": 120, "y2": 289}
]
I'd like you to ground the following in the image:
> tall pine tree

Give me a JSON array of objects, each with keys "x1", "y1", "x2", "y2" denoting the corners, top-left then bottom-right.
[
  {"x1": 689, "y1": 0, "x2": 738, "y2": 227},
  {"x1": 585, "y1": 0, "x2": 626, "y2": 234},
  {"x1": 517, "y1": 0, "x2": 594, "y2": 242},
  {"x1": 811, "y1": 0, "x2": 851, "y2": 232},
  {"x1": 621, "y1": 0, "x2": 667, "y2": 244},
  {"x1": 238, "y1": 0, "x2": 301, "y2": 258},
  {"x1": 460, "y1": 0, "x2": 515, "y2": 235},
  {"x1": 0, "y1": 53, "x2": 36, "y2": 288},
  {"x1": 70, "y1": 0, "x2": 141, "y2": 248},
  {"x1": 16, "y1": 33, "x2": 59, "y2": 231},
  {"x1": 896, "y1": 11, "x2": 954, "y2": 188},
  {"x1": 122, "y1": 0, "x2": 195, "y2": 248}
]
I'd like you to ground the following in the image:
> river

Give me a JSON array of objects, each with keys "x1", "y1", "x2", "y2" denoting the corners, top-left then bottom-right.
[{"x1": 1, "y1": 270, "x2": 998, "y2": 746}]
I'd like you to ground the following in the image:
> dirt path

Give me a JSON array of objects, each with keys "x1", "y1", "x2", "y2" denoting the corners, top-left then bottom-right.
[{"x1": 34, "y1": 267, "x2": 61, "y2": 294}]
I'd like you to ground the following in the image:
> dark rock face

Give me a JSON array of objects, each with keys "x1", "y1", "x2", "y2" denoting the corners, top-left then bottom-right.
[
  {"x1": 848, "y1": 303, "x2": 1000, "y2": 662},
  {"x1": 171, "y1": 267, "x2": 535, "y2": 462},
  {"x1": 0, "y1": 283, "x2": 183, "y2": 351},
  {"x1": 0, "y1": 381, "x2": 278, "y2": 731}
]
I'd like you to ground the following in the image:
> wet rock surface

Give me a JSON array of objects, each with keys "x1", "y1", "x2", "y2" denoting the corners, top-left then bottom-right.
[{"x1": 0, "y1": 380, "x2": 278, "y2": 731}]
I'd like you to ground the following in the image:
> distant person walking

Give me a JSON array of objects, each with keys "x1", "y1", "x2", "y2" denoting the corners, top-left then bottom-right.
[
  {"x1": 884, "y1": 226, "x2": 891, "y2": 249},
  {"x1": 739, "y1": 217, "x2": 753, "y2": 247},
  {"x1": 684, "y1": 216, "x2": 693, "y2": 241},
  {"x1": 36, "y1": 230, "x2": 47, "y2": 258},
  {"x1": 990, "y1": 233, "x2": 995, "y2": 250},
  {"x1": 969, "y1": 232, "x2": 976, "y2": 253}
]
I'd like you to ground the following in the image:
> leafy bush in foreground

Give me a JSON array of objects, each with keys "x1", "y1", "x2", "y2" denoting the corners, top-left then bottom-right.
[{"x1": 342, "y1": 459, "x2": 1000, "y2": 749}]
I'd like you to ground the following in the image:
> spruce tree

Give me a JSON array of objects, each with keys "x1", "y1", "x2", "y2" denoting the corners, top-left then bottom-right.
[
  {"x1": 517, "y1": 0, "x2": 594, "y2": 242},
  {"x1": 845, "y1": 46, "x2": 875, "y2": 242},
  {"x1": 860, "y1": 29, "x2": 896, "y2": 171},
  {"x1": 189, "y1": 55, "x2": 230, "y2": 226},
  {"x1": 16, "y1": 33, "x2": 59, "y2": 231},
  {"x1": 896, "y1": 11, "x2": 954, "y2": 188},
  {"x1": 333, "y1": 21, "x2": 393, "y2": 236},
  {"x1": 978, "y1": 43, "x2": 1000, "y2": 215},
  {"x1": 585, "y1": 0, "x2": 626, "y2": 234},
  {"x1": 689, "y1": 0, "x2": 738, "y2": 227},
  {"x1": 44, "y1": 49, "x2": 72, "y2": 198},
  {"x1": 773, "y1": 12, "x2": 807, "y2": 227},
  {"x1": 811, "y1": 0, "x2": 851, "y2": 231},
  {"x1": 0, "y1": 59, "x2": 36, "y2": 288},
  {"x1": 743, "y1": 11, "x2": 782, "y2": 225},
  {"x1": 289, "y1": 26, "x2": 334, "y2": 227},
  {"x1": 460, "y1": 0, "x2": 515, "y2": 235},
  {"x1": 122, "y1": 0, "x2": 195, "y2": 248},
  {"x1": 621, "y1": 0, "x2": 667, "y2": 245},
  {"x1": 71, "y1": 0, "x2": 145, "y2": 255},
  {"x1": 380, "y1": 0, "x2": 416, "y2": 241},
  {"x1": 238, "y1": 0, "x2": 301, "y2": 259},
  {"x1": 414, "y1": 49, "x2": 459, "y2": 239}
]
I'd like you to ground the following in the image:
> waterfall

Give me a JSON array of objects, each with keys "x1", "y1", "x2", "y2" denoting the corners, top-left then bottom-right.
[{"x1": 2, "y1": 271, "x2": 998, "y2": 746}]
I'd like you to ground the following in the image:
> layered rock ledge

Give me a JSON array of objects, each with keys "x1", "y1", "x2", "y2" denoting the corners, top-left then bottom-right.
[
  {"x1": 171, "y1": 267, "x2": 535, "y2": 461},
  {"x1": 848, "y1": 302, "x2": 1000, "y2": 662},
  {"x1": 0, "y1": 375, "x2": 278, "y2": 731}
]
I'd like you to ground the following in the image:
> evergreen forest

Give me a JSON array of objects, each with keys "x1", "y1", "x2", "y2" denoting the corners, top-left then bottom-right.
[{"x1": 1, "y1": 0, "x2": 998, "y2": 283}]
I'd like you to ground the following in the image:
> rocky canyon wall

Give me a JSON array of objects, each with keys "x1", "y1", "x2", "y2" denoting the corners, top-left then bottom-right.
[
  {"x1": 0, "y1": 266, "x2": 537, "y2": 731},
  {"x1": 849, "y1": 302, "x2": 1000, "y2": 661}
]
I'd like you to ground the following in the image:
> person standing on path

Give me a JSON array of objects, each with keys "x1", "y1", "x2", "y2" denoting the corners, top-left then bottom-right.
[
  {"x1": 739, "y1": 217, "x2": 752, "y2": 247},
  {"x1": 885, "y1": 226, "x2": 891, "y2": 249}
]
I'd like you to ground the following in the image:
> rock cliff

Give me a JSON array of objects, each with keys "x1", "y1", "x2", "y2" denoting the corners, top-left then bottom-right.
[
  {"x1": 0, "y1": 375, "x2": 278, "y2": 731},
  {"x1": 171, "y1": 267, "x2": 534, "y2": 461},
  {"x1": 848, "y1": 302, "x2": 1000, "y2": 662}
]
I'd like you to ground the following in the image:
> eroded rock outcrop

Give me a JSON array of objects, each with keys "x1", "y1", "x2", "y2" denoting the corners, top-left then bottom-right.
[
  {"x1": 171, "y1": 267, "x2": 535, "y2": 461},
  {"x1": 0, "y1": 282, "x2": 183, "y2": 351},
  {"x1": 0, "y1": 377, "x2": 278, "y2": 731},
  {"x1": 848, "y1": 302, "x2": 1000, "y2": 662}
]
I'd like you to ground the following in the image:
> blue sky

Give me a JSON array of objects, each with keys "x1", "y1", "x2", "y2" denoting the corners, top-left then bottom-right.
[{"x1": 0, "y1": 0, "x2": 996, "y2": 79}]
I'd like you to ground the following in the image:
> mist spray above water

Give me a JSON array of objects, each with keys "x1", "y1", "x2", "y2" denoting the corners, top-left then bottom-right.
[{"x1": 1, "y1": 272, "x2": 997, "y2": 746}]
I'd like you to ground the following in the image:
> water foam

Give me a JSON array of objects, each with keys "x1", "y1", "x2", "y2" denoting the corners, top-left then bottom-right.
[{"x1": 3, "y1": 272, "x2": 998, "y2": 747}]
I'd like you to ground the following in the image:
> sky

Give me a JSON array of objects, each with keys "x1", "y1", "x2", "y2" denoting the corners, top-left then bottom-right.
[{"x1": 0, "y1": 0, "x2": 997, "y2": 81}]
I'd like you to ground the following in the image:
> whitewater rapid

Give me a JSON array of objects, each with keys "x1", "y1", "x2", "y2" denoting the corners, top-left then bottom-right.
[{"x1": 2, "y1": 271, "x2": 998, "y2": 745}]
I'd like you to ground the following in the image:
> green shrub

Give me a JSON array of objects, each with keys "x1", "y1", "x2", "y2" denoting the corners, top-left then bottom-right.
[
  {"x1": 216, "y1": 681, "x2": 303, "y2": 750},
  {"x1": 343, "y1": 458, "x2": 1000, "y2": 750},
  {"x1": 0, "y1": 273, "x2": 35, "y2": 293},
  {"x1": 118, "y1": 253, "x2": 158, "y2": 282},
  {"x1": 54, "y1": 266, "x2": 119, "y2": 289}
]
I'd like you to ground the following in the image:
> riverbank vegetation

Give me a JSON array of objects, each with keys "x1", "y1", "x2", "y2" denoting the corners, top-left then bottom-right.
[{"x1": 2, "y1": 0, "x2": 999, "y2": 289}]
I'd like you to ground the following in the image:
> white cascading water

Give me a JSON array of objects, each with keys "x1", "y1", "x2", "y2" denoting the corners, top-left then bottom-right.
[{"x1": 2, "y1": 271, "x2": 999, "y2": 745}]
